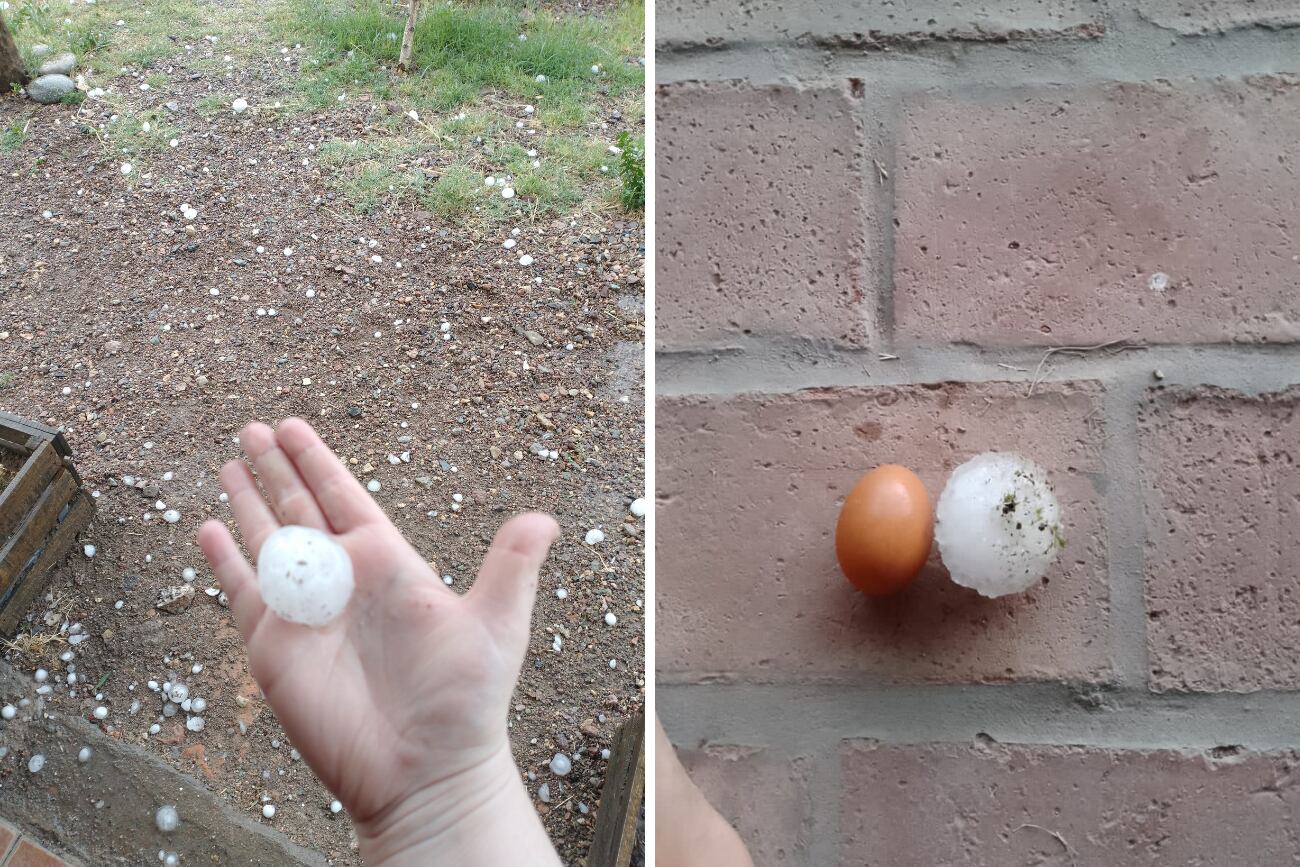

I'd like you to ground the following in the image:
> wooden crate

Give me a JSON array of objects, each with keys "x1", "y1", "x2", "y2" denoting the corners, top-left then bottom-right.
[
  {"x1": 0, "y1": 411, "x2": 94, "y2": 635},
  {"x1": 589, "y1": 713, "x2": 645, "y2": 867}
]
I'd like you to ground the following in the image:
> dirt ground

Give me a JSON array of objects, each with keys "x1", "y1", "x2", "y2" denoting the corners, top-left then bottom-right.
[{"x1": 0, "y1": 3, "x2": 645, "y2": 863}]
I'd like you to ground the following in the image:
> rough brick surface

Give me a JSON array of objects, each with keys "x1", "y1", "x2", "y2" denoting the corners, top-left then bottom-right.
[
  {"x1": 841, "y1": 740, "x2": 1300, "y2": 866},
  {"x1": 657, "y1": 381, "x2": 1109, "y2": 683},
  {"x1": 1138, "y1": 0, "x2": 1300, "y2": 33},
  {"x1": 5, "y1": 839, "x2": 73, "y2": 867},
  {"x1": 679, "y1": 744, "x2": 812, "y2": 865},
  {"x1": 656, "y1": 82, "x2": 868, "y2": 350},
  {"x1": 895, "y1": 79, "x2": 1300, "y2": 346},
  {"x1": 657, "y1": 0, "x2": 1102, "y2": 48},
  {"x1": 1140, "y1": 385, "x2": 1300, "y2": 692},
  {"x1": 0, "y1": 822, "x2": 16, "y2": 862}
]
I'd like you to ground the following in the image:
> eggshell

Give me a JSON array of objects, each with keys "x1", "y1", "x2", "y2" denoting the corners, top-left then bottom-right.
[
  {"x1": 257, "y1": 525, "x2": 355, "y2": 626},
  {"x1": 835, "y1": 464, "x2": 933, "y2": 596}
]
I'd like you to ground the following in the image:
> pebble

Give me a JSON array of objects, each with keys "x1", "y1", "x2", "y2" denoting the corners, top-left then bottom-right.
[{"x1": 26, "y1": 74, "x2": 74, "y2": 104}]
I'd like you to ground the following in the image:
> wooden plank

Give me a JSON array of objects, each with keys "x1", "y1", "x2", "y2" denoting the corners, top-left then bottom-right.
[
  {"x1": 589, "y1": 713, "x2": 645, "y2": 867},
  {"x1": 0, "y1": 493, "x2": 92, "y2": 635},
  {"x1": 0, "y1": 441, "x2": 61, "y2": 543},
  {"x1": 0, "y1": 469, "x2": 77, "y2": 595},
  {"x1": 0, "y1": 411, "x2": 72, "y2": 458}
]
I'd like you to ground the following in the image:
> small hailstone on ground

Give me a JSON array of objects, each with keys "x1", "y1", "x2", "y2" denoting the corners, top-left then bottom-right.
[
  {"x1": 156, "y1": 805, "x2": 179, "y2": 832},
  {"x1": 34, "y1": 668, "x2": 48, "y2": 683},
  {"x1": 330, "y1": 800, "x2": 343, "y2": 814},
  {"x1": 519, "y1": 254, "x2": 534, "y2": 266},
  {"x1": 630, "y1": 498, "x2": 647, "y2": 517},
  {"x1": 232, "y1": 97, "x2": 248, "y2": 112},
  {"x1": 591, "y1": 64, "x2": 601, "y2": 73},
  {"x1": 170, "y1": 683, "x2": 189, "y2": 703},
  {"x1": 609, "y1": 659, "x2": 617, "y2": 669},
  {"x1": 61, "y1": 651, "x2": 74, "y2": 663},
  {"x1": 367, "y1": 480, "x2": 381, "y2": 492},
  {"x1": 219, "y1": 492, "x2": 229, "y2": 503},
  {"x1": 78, "y1": 747, "x2": 92, "y2": 762},
  {"x1": 604, "y1": 612, "x2": 617, "y2": 626},
  {"x1": 585, "y1": 529, "x2": 605, "y2": 545},
  {"x1": 408, "y1": 109, "x2": 419, "y2": 121},
  {"x1": 551, "y1": 634, "x2": 562, "y2": 652},
  {"x1": 549, "y1": 753, "x2": 572, "y2": 775},
  {"x1": 556, "y1": 588, "x2": 567, "y2": 599},
  {"x1": 258, "y1": 525, "x2": 355, "y2": 626},
  {"x1": 502, "y1": 187, "x2": 515, "y2": 199},
  {"x1": 94, "y1": 706, "x2": 109, "y2": 720},
  {"x1": 163, "y1": 509, "x2": 181, "y2": 524},
  {"x1": 150, "y1": 723, "x2": 162, "y2": 735},
  {"x1": 28, "y1": 754, "x2": 45, "y2": 773},
  {"x1": 84, "y1": 544, "x2": 96, "y2": 558},
  {"x1": 121, "y1": 162, "x2": 132, "y2": 175},
  {"x1": 182, "y1": 567, "x2": 196, "y2": 581},
  {"x1": 535, "y1": 74, "x2": 547, "y2": 82},
  {"x1": 1, "y1": 704, "x2": 15, "y2": 720},
  {"x1": 163, "y1": 853, "x2": 180, "y2": 867},
  {"x1": 191, "y1": 663, "x2": 202, "y2": 674},
  {"x1": 191, "y1": 697, "x2": 207, "y2": 713},
  {"x1": 262, "y1": 804, "x2": 276, "y2": 819},
  {"x1": 538, "y1": 783, "x2": 551, "y2": 802},
  {"x1": 601, "y1": 748, "x2": 611, "y2": 760},
  {"x1": 442, "y1": 575, "x2": 453, "y2": 585},
  {"x1": 485, "y1": 175, "x2": 496, "y2": 187},
  {"x1": 934, "y1": 452, "x2": 1064, "y2": 598},
  {"x1": 186, "y1": 716, "x2": 204, "y2": 732},
  {"x1": 503, "y1": 238, "x2": 516, "y2": 249}
]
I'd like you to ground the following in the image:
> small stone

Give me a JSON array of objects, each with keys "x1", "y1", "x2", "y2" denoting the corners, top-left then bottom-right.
[
  {"x1": 523, "y1": 330, "x2": 544, "y2": 346},
  {"x1": 27, "y1": 74, "x2": 75, "y2": 104},
  {"x1": 580, "y1": 719, "x2": 601, "y2": 738},
  {"x1": 156, "y1": 585, "x2": 195, "y2": 614},
  {"x1": 347, "y1": 405, "x2": 362, "y2": 418}
]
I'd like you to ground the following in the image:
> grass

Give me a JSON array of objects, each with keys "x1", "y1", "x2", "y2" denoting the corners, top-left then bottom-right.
[
  {"x1": 274, "y1": 0, "x2": 644, "y2": 221},
  {"x1": 1, "y1": 118, "x2": 29, "y2": 152},
  {"x1": 0, "y1": 371, "x2": 15, "y2": 389},
  {"x1": 616, "y1": 130, "x2": 643, "y2": 211}
]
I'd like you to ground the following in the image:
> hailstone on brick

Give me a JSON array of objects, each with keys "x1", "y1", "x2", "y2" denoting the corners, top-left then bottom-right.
[
  {"x1": 257, "y1": 525, "x2": 354, "y2": 626},
  {"x1": 934, "y1": 452, "x2": 1065, "y2": 598}
]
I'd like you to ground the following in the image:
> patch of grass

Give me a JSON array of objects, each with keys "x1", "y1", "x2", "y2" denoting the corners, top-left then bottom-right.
[
  {"x1": 0, "y1": 371, "x2": 15, "y2": 389},
  {"x1": 615, "y1": 130, "x2": 643, "y2": 211},
  {"x1": 1, "y1": 119, "x2": 29, "y2": 152},
  {"x1": 318, "y1": 137, "x2": 432, "y2": 213},
  {"x1": 421, "y1": 164, "x2": 482, "y2": 218},
  {"x1": 59, "y1": 89, "x2": 86, "y2": 105},
  {"x1": 94, "y1": 107, "x2": 181, "y2": 160},
  {"x1": 145, "y1": 72, "x2": 171, "y2": 90}
]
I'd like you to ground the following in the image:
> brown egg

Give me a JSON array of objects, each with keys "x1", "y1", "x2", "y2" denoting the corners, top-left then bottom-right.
[{"x1": 835, "y1": 464, "x2": 934, "y2": 596}]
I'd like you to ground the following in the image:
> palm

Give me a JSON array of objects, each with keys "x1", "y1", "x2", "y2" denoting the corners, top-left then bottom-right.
[{"x1": 198, "y1": 419, "x2": 557, "y2": 826}]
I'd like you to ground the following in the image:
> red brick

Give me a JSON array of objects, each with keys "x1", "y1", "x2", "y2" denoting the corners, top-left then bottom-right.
[
  {"x1": 657, "y1": 0, "x2": 1101, "y2": 49},
  {"x1": 841, "y1": 740, "x2": 1300, "y2": 865},
  {"x1": 656, "y1": 82, "x2": 868, "y2": 350},
  {"x1": 679, "y1": 744, "x2": 811, "y2": 864},
  {"x1": 5, "y1": 839, "x2": 72, "y2": 867},
  {"x1": 895, "y1": 79, "x2": 1300, "y2": 347},
  {"x1": 1138, "y1": 0, "x2": 1300, "y2": 33},
  {"x1": 0, "y1": 822, "x2": 16, "y2": 863},
  {"x1": 1140, "y1": 385, "x2": 1300, "y2": 692},
  {"x1": 657, "y1": 382, "x2": 1109, "y2": 683}
]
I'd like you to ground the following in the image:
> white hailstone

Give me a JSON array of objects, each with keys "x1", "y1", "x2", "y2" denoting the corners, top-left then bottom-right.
[
  {"x1": 367, "y1": 480, "x2": 380, "y2": 493},
  {"x1": 69, "y1": 634, "x2": 88, "y2": 645},
  {"x1": 503, "y1": 239, "x2": 516, "y2": 249},
  {"x1": 156, "y1": 805, "x2": 179, "y2": 832},
  {"x1": 262, "y1": 804, "x2": 276, "y2": 819},
  {"x1": 549, "y1": 753, "x2": 572, "y2": 775},
  {"x1": 163, "y1": 702, "x2": 178, "y2": 717},
  {"x1": 190, "y1": 697, "x2": 207, "y2": 713},
  {"x1": 34, "y1": 669, "x2": 48, "y2": 683},
  {"x1": 601, "y1": 748, "x2": 611, "y2": 760},
  {"x1": 130, "y1": 700, "x2": 142, "y2": 714},
  {"x1": 35, "y1": 685, "x2": 52, "y2": 696},
  {"x1": 609, "y1": 659, "x2": 617, "y2": 669},
  {"x1": 585, "y1": 529, "x2": 605, "y2": 545},
  {"x1": 1149, "y1": 272, "x2": 1169, "y2": 292},
  {"x1": 183, "y1": 567, "x2": 196, "y2": 582},
  {"x1": 604, "y1": 612, "x2": 617, "y2": 626},
  {"x1": 538, "y1": 783, "x2": 551, "y2": 802},
  {"x1": 630, "y1": 498, "x2": 647, "y2": 517},
  {"x1": 163, "y1": 509, "x2": 181, "y2": 524},
  {"x1": 181, "y1": 699, "x2": 191, "y2": 712},
  {"x1": 163, "y1": 472, "x2": 174, "y2": 481},
  {"x1": 407, "y1": 109, "x2": 419, "y2": 121},
  {"x1": 519, "y1": 254, "x2": 534, "y2": 266},
  {"x1": 556, "y1": 588, "x2": 568, "y2": 599},
  {"x1": 442, "y1": 575, "x2": 453, "y2": 585},
  {"x1": 484, "y1": 176, "x2": 496, "y2": 187},
  {"x1": 219, "y1": 493, "x2": 229, "y2": 503},
  {"x1": 232, "y1": 97, "x2": 248, "y2": 112},
  {"x1": 163, "y1": 854, "x2": 180, "y2": 867},
  {"x1": 94, "y1": 706, "x2": 109, "y2": 720},
  {"x1": 535, "y1": 74, "x2": 547, "y2": 82},
  {"x1": 150, "y1": 723, "x2": 162, "y2": 735},
  {"x1": 169, "y1": 683, "x2": 189, "y2": 703},
  {"x1": 28, "y1": 754, "x2": 45, "y2": 773},
  {"x1": 1, "y1": 704, "x2": 15, "y2": 720},
  {"x1": 579, "y1": 802, "x2": 589, "y2": 814},
  {"x1": 169, "y1": 139, "x2": 179, "y2": 148},
  {"x1": 191, "y1": 663, "x2": 202, "y2": 674},
  {"x1": 934, "y1": 452, "x2": 1064, "y2": 598},
  {"x1": 186, "y1": 716, "x2": 204, "y2": 732},
  {"x1": 532, "y1": 160, "x2": 541, "y2": 168},
  {"x1": 306, "y1": 289, "x2": 316, "y2": 298},
  {"x1": 257, "y1": 525, "x2": 355, "y2": 626},
  {"x1": 452, "y1": 493, "x2": 463, "y2": 503},
  {"x1": 61, "y1": 651, "x2": 75, "y2": 663},
  {"x1": 114, "y1": 600, "x2": 123, "y2": 610},
  {"x1": 524, "y1": 105, "x2": 535, "y2": 114},
  {"x1": 551, "y1": 634, "x2": 562, "y2": 652},
  {"x1": 78, "y1": 746, "x2": 92, "y2": 762},
  {"x1": 67, "y1": 673, "x2": 77, "y2": 684},
  {"x1": 283, "y1": 247, "x2": 294, "y2": 256},
  {"x1": 502, "y1": 187, "x2": 515, "y2": 199},
  {"x1": 591, "y1": 64, "x2": 600, "y2": 73},
  {"x1": 121, "y1": 162, "x2": 133, "y2": 175},
  {"x1": 84, "y1": 544, "x2": 97, "y2": 558},
  {"x1": 330, "y1": 800, "x2": 343, "y2": 814},
  {"x1": 148, "y1": 681, "x2": 159, "y2": 691}
]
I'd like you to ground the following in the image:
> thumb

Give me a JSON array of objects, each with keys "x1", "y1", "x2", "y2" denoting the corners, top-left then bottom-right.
[{"x1": 468, "y1": 512, "x2": 560, "y2": 639}]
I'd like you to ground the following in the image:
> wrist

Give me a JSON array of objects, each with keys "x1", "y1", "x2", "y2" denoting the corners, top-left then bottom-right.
[{"x1": 356, "y1": 743, "x2": 560, "y2": 867}]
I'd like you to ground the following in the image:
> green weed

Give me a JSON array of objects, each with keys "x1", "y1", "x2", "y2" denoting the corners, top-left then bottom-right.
[
  {"x1": 1, "y1": 119, "x2": 28, "y2": 152},
  {"x1": 615, "y1": 130, "x2": 643, "y2": 211}
]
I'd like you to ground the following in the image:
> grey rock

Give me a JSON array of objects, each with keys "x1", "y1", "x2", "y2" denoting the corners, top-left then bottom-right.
[
  {"x1": 523, "y1": 330, "x2": 544, "y2": 346},
  {"x1": 37, "y1": 52, "x2": 77, "y2": 76},
  {"x1": 30, "y1": 44, "x2": 51, "y2": 57},
  {"x1": 27, "y1": 74, "x2": 75, "y2": 105}
]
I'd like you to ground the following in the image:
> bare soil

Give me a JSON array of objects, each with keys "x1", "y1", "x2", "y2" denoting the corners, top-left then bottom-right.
[{"x1": 0, "y1": 10, "x2": 645, "y2": 864}]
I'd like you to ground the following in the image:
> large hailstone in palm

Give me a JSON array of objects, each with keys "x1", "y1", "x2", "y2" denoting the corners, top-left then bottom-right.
[
  {"x1": 257, "y1": 525, "x2": 354, "y2": 625},
  {"x1": 934, "y1": 453, "x2": 1064, "y2": 598}
]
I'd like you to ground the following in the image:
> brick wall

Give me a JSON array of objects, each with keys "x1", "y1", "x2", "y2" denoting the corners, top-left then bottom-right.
[{"x1": 655, "y1": 3, "x2": 1300, "y2": 863}]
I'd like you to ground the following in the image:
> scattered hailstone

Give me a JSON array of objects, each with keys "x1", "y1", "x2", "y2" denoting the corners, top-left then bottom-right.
[
  {"x1": 94, "y1": 706, "x2": 109, "y2": 720},
  {"x1": 182, "y1": 567, "x2": 197, "y2": 582},
  {"x1": 78, "y1": 747, "x2": 92, "y2": 762},
  {"x1": 257, "y1": 525, "x2": 355, "y2": 626},
  {"x1": 591, "y1": 64, "x2": 600, "y2": 73},
  {"x1": 232, "y1": 97, "x2": 248, "y2": 112},
  {"x1": 28, "y1": 754, "x2": 45, "y2": 773},
  {"x1": 150, "y1": 723, "x2": 162, "y2": 734},
  {"x1": 519, "y1": 254, "x2": 534, "y2": 267},
  {"x1": 162, "y1": 854, "x2": 180, "y2": 867},
  {"x1": 485, "y1": 176, "x2": 496, "y2": 187},
  {"x1": 169, "y1": 683, "x2": 189, "y2": 703},
  {"x1": 262, "y1": 804, "x2": 276, "y2": 819},
  {"x1": 2, "y1": 704, "x2": 15, "y2": 720},
  {"x1": 604, "y1": 612, "x2": 617, "y2": 626},
  {"x1": 584, "y1": 529, "x2": 605, "y2": 545},
  {"x1": 163, "y1": 509, "x2": 181, "y2": 524},
  {"x1": 549, "y1": 753, "x2": 572, "y2": 775},
  {"x1": 502, "y1": 187, "x2": 515, "y2": 199},
  {"x1": 503, "y1": 238, "x2": 516, "y2": 249},
  {"x1": 330, "y1": 800, "x2": 343, "y2": 814},
  {"x1": 601, "y1": 748, "x2": 611, "y2": 760},
  {"x1": 191, "y1": 697, "x2": 207, "y2": 713},
  {"x1": 156, "y1": 805, "x2": 179, "y2": 832},
  {"x1": 934, "y1": 452, "x2": 1065, "y2": 598},
  {"x1": 555, "y1": 588, "x2": 568, "y2": 599},
  {"x1": 538, "y1": 783, "x2": 551, "y2": 802},
  {"x1": 120, "y1": 162, "x2": 133, "y2": 175},
  {"x1": 186, "y1": 716, "x2": 205, "y2": 732},
  {"x1": 535, "y1": 74, "x2": 547, "y2": 82},
  {"x1": 84, "y1": 544, "x2": 97, "y2": 558},
  {"x1": 367, "y1": 480, "x2": 381, "y2": 493},
  {"x1": 34, "y1": 669, "x2": 47, "y2": 683},
  {"x1": 630, "y1": 498, "x2": 647, "y2": 517}
]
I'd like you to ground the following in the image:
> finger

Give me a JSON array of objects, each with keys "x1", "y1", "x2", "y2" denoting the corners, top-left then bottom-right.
[
  {"x1": 467, "y1": 512, "x2": 560, "y2": 638},
  {"x1": 220, "y1": 459, "x2": 279, "y2": 560},
  {"x1": 198, "y1": 519, "x2": 267, "y2": 640},
  {"x1": 241, "y1": 421, "x2": 329, "y2": 531},
  {"x1": 275, "y1": 417, "x2": 388, "y2": 532}
]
